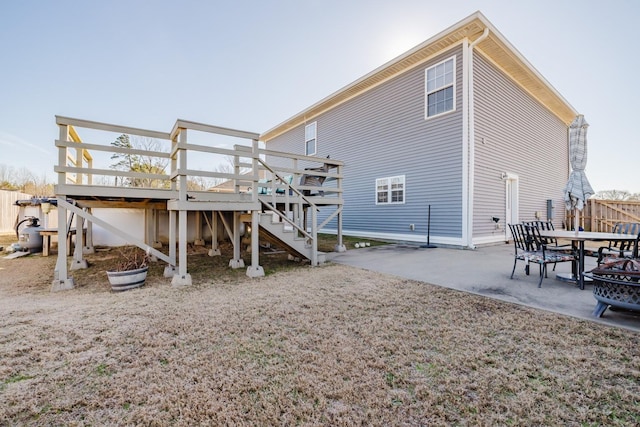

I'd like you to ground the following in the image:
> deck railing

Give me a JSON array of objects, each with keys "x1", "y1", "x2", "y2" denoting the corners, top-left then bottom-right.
[{"x1": 55, "y1": 116, "x2": 343, "y2": 205}]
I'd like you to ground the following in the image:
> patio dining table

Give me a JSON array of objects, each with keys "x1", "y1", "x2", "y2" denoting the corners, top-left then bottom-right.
[{"x1": 538, "y1": 230, "x2": 636, "y2": 290}]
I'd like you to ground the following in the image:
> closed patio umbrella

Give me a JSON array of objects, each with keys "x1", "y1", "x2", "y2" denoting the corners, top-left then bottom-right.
[{"x1": 564, "y1": 115, "x2": 594, "y2": 231}]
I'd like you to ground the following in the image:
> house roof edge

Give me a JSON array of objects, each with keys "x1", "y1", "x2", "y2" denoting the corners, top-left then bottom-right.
[{"x1": 261, "y1": 11, "x2": 577, "y2": 142}]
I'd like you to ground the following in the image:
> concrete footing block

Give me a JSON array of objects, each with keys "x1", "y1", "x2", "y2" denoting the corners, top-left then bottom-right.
[
  {"x1": 171, "y1": 273, "x2": 192, "y2": 286},
  {"x1": 246, "y1": 265, "x2": 265, "y2": 278},
  {"x1": 229, "y1": 259, "x2": 245, "y2": 269},
  {"x1": 70, "y1": 259, "x2": 88, "y2": 270},
  {"x1": 163, "y1": 265, "x2": 175, "y2": 278},
  {"x1": 51, "y1": 278, "x2": 75, "y2": 292}
]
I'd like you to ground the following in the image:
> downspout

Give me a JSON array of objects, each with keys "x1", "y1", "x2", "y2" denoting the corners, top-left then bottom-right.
[{"x1": 464, "y1": 27, "x2": 489, "y2": 249}]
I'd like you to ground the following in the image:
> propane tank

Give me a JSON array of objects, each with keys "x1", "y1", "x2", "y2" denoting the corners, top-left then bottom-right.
[{"x1": 16, "y1": 217, "x2": 44, "y2": 253}]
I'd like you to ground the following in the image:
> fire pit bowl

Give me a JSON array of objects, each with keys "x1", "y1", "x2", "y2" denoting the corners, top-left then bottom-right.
[{"x1": 586, "y1": 259, "x2": 640, "y2": 317}]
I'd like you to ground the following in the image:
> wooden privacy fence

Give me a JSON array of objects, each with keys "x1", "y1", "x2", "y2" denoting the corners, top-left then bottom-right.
[
  {"x1": 0, "y1": 190, "x2": 33, "y2": 233},
  {"x1": 566, "y1": 199, "x2": 640, "y2": 232}
]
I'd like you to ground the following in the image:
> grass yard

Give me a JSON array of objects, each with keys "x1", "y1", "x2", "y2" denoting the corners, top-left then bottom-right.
[{"x1": 1, "y1": 233, "x2": 639, "y2": 425}]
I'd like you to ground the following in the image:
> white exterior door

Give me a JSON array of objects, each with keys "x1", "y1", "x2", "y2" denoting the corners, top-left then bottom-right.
[{"x1": 505, "y1": 173, "x2": 519, "y2": 239}]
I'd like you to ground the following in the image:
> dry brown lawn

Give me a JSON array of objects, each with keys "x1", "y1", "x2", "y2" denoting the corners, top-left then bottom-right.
[{"x1": 1, "y1": 234, "x2": 639, "y2": 426}]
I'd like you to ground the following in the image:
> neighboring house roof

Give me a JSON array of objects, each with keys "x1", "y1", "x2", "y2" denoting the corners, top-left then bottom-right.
[
  {"x1": 209, "y1": 169, "x2": 268, "y2": 193},
  {"x1": 261, "y1": 11, "x2": 577, "y2": 142}
]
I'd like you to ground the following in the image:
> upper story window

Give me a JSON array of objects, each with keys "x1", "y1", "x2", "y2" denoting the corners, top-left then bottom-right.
[
  {"x1": 305, "y1": 122, "x2": 317, "y2": 155},
  {"x1": 425, "y1": 56, "x2": 456, "y2": 119},
  {"x1": 376, "y1": 175, "x2": 405, "y2": 205}
]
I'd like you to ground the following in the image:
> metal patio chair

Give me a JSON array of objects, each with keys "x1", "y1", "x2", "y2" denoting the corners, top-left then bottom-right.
[
  {"x1": 509, "y1": 223, "x2": 576, "y2": 288},
  {"x1": 597, "y1": 222, "x2": 640, "y2": 265}
]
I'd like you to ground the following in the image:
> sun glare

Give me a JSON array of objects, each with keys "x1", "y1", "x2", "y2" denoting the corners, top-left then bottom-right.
[{"x1": 378, "y1": 30, "x2": 425, "y2": 62}]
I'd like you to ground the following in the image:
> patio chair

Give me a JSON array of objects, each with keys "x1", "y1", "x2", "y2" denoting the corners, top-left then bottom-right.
[
  {"x1": 522, "y1": 220, "x2": 557, "y2": 246},
  {"x1": 522, "y1": 220, "x2": 573, "y2": 271},
  {"x1": 300, "y1": 156, "x2": 331, "y2": 196},
  {"x1": 597, "y1": 223, "x2": 640, "y2": 265},
  {"x1": 251, "y1": 175, "x2": 293, "y2": 195},
  {"x1": 508, "y1": 223, "x2": 576, "y2": 288}
]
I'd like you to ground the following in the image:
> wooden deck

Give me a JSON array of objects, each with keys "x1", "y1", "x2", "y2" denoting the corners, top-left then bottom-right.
[{"x1": 51, "y1": 116, "x2": 344, "y2": 291}]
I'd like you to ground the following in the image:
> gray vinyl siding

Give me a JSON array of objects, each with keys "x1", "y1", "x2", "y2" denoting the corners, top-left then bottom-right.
[
  {"x1": 267, "y1": 46, "x2": 465, "y2": 240},
  {"x1": 473, "y1": 52, "x2": 569, "y2": 239}
]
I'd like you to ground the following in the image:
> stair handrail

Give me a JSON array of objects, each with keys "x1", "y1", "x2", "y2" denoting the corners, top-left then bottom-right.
[{"x1": 256, "y1": 158, "x2": 318, "y2": 242}]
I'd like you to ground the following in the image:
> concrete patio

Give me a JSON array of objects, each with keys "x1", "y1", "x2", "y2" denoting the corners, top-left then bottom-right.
[{"x1": 329, "y1": 242, "x2": 640, "y2": 332}]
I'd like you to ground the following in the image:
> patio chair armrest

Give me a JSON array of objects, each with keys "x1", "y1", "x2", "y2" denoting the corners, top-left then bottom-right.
[
  {"x1": 551, "y1": 242, "x2": 574, "y2": 250},
  {"x1": 597, "y1": 246, "x2": 624, "y2": 263},
  {"x1": 541, "y1": 244, "x2": 576, "y2": 257},
  {"x1": 551, "y1": 247, "x2": 576, "y2": 255}
]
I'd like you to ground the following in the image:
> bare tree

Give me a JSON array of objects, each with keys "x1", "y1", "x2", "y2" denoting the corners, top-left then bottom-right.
[
  {"x1": 0, "y1": 164, "x2": 54, "y2": 193},
  {"x1": 12, "y1": 167, "x2": 36, "y2": 193},
  {"x1": 110, "y1": 134, "x2": 169, "y2": 188},
  {"x1": 186, "y1": 175, "x2": 215, "y2": 191},
  {"x1": 0, "y1": 164, "x2": 17, "y2": 190},
  {"x1": 19, "y1": 173, "x2": 54, "y2": 196},
  {"x1": 215, "y1": 155, "x2": 250, "y2": 184},
  {"x1": 593, "y1": 190, "x2": 634, "y2": 201}
]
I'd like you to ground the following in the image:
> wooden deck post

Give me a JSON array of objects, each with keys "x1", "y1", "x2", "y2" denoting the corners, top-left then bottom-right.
[
  {"x1": 51, "y1": 124, "x2": 74, "y2": 291},
  {"x1": 83, "y1": 208, "x2": 95, "y2": 255},
  {"x1": 70, "y1": 214, "x2": 88, "y2": 270},
  {"x1": 311, "y1": 207, "x2": 318, "y2": 266},
  {"x1": 229, "y1": 211, "x2": 245, "y2": 269},
  {"x1": 194, "y1": 210, "x2": 204, "y2": 246},
  {"x1": 51, "y1": 197, "x2": 74, "y2": 291},
  {"x1": 165, "y1": 209, "x2": 177, "y2": 277},
  {"x1": 247, "y1": 139, "x2": 264, "y2": 277},
  {"x1": 208, "y1": 211, "x2": 221, "y2": 256},
  {"x1": 335, "y1": 164, "x2": 346, "y2": 252},
  {"x1": 172, "y1": 128, "x2": 192, "y2": 286}
]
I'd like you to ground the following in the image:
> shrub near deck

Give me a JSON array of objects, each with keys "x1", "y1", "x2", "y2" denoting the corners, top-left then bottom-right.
[{"x1": 0, "y1": 249, "x2": 639, "y2": 425}]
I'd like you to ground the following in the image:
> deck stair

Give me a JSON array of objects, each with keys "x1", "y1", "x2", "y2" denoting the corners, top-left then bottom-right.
[{"x1": 242, "y1": 211, "x2": 326, "y2": 264}]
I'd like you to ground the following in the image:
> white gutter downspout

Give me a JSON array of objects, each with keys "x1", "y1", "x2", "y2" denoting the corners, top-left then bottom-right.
[{"x1": 463, "y1": 27, "x2": 489, "y2": 249}]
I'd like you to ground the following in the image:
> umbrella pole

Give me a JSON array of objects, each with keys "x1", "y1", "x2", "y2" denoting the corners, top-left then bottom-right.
[{"x1": 574, "y1": 208, "x2": 579, "y2": 235}]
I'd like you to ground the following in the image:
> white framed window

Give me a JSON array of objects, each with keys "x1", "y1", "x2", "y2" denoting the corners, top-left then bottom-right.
[
  {"x1": 305, "y1": 122, "x2": 317, "y2": 155},
  {"x1": 376, "y1": 175, "x2": 405, "y2": 205},
  {"x1": 425, "y1": 56, "x2": 456, "y2": 119}
]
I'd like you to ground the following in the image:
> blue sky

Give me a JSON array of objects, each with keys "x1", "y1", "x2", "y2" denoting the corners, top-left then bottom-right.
[{"x1": 1, "y1": 0, "x2": 639, "y2": 192}]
